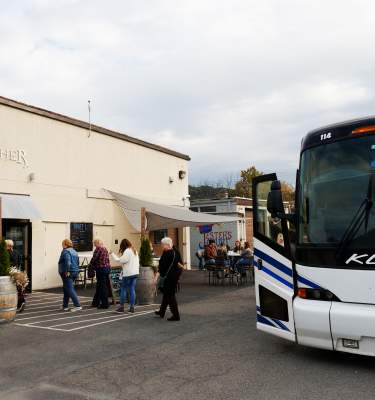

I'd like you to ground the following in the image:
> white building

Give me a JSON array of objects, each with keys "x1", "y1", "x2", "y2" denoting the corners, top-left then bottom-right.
[{"x1": 0, "y1": 96, "x2": 191, "y2": 290}]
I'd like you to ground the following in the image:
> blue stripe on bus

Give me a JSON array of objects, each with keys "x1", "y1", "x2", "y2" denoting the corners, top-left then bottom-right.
[
  {"x1": 254, "y1": 260, "x2": 294, "y2": 289},
  {"x1": 257, "y1": 313, "x2": 290, "y2": 332},
  {"x1": 297, "y1": 275, "x2": 321, "y2": 289},
  {"x1": 254, "y1": 248, "x2": 293, "y2": 277},
  {"x1": 271, "y1": 318, "x2": 290, "y2": 331},
  {"x1": 257, "y1": 314, "x2": 277, "y2": 328}
]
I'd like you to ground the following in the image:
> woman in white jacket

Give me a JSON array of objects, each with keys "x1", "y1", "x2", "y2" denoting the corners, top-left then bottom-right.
[{"x1": 110, "y1": 239, "x2": 140, "y2": 313}]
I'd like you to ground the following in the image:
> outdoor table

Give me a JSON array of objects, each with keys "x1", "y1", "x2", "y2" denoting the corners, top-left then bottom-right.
[
  {"x1": 227, "y1": 251, "x2": 241, "y2": 258},
  {"x1": 227, "y1": 251, "x2": 241, "y2": 269}
]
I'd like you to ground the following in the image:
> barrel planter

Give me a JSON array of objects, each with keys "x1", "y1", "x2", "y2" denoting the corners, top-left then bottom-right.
[
  {"x1": 136, "y1": 266, "x2": 156, "y2": 305},
  {"x1": 0, "y1": 276, "x2": 17, "y2": 323}
]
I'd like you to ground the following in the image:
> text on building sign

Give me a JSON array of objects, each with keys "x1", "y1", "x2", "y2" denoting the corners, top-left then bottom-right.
[{"x1": 0, "y1": 149, "x2": 28, "y2": 167}]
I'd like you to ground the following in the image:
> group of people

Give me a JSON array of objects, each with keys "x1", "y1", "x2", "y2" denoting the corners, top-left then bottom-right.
[
  {"x1": 57, "y1": 236, "x2": 182, "y2": 321},
  {"x1": 196, "y1": 239, "x2": 253, "y2": 271}
]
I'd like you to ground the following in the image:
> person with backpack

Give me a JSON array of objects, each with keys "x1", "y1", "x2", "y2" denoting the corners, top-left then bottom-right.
[
  {"x1": 154, "y1": 237, "x2": 182, "y2": 321},
  {"x1": 58, "y1": 239, "x2": 82, "y2": 312}
]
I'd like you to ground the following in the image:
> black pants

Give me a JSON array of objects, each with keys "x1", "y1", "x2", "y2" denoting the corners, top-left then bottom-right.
[
  {"x1": 92, "y1": 271, "x2": 109, "y2": 307},
  {"x1": 159, "y1": 291, "x2": 180, "y2": 319},
  {"x1": 17, "y1": 286, "x2": 25, "y2": 309}
]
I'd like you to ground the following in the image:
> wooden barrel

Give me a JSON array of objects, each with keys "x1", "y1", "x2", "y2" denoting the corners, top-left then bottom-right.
[
  {"x1": 0, "y1": 276, "x2": 17, "y2": 323},
  {"x1": 136, "y1": 267, "x2": 156, "y2": 305}
]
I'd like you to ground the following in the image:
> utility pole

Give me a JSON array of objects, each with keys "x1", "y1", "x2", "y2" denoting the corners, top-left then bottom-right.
[{"x1": 88, "y1": 100, "x2": 92, "y2": 138}]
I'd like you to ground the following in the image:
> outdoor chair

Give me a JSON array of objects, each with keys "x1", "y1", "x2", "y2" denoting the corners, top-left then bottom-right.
[
  {"x1": 75, "y1": 268, "x2": 86, "y2": 288},
  {"x1": 214, "y1": 256, "x2": 232, "y2": 286},
  {"x1": 206, "y1": 263, "x2": 217, "y2": 286},
  {"x1": 235, "y1": 256, "x2": 254, "y2": 286}
]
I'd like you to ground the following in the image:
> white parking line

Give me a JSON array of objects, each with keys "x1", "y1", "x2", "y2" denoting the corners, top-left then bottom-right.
[
  {"x1": 22, "y1": 300, "x2": 93, "y2": 313},
  {"x1": 15, "y1": 309, "x2": 156, "y2": 332},
  {"x1": 25, "y1": 310, "x2": 119, "y2": 324},
  {"x1": 28, "y1": 292, "x2": 92, "y2": 300},
  {"x1": 15, "y1": 300, "x2": 159, "y2": 332},
  {"x1": 65, "y1": 310, "x2": 156, "y2": 332},
  {"x1": 23, "y1": 304, "x2": 157, "y2": 325},
  {"x1": 49, "y1": 312, "x2": 147, "y2": 328},
  {"x1": 16, "y1": 307, "x2": 102, "y2": 321},
  {"x1": 14, "y1": 324, "x2": 70, "y2": 332},
  {"x1": 26, "y1": 300, "x2": 92, "y2": 309},
  {"x1": 26, "y1": 299, "x2": 67, "y2": 306},
  {"x1": 27, "y1": 292, "x2": 62, "y2": 299}
]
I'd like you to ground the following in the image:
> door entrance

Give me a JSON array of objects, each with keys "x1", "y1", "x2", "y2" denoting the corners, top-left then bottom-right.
[
  {"x1": 252, "y1": 174, "x2": 296, "y2": 341},
  {"x1": 2, "y1": 219, "x2": 32, "y2": 290}
]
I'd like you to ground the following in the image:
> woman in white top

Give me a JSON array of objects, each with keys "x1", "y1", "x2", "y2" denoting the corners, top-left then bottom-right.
[{"x1": 110, "y1": 238, "x2": 140, "y2": 313}]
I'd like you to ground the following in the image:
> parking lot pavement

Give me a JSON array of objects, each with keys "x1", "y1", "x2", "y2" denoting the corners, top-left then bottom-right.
[
  {"x1": 15, "y1": 292, "x2": 157, "y2": 332},
  {"x1": 2, "y1": 271, "x2": 375, "y2": 400}
]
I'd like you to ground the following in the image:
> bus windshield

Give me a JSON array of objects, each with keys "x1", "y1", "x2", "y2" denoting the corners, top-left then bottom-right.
[{"x1": 298, "y1": 135, "x2": 375, "y2": 250}]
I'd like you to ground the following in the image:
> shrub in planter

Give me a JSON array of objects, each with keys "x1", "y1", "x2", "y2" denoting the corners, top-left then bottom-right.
[
  {"x1": 0, "y1": 240, "x2": 17, "y2": 323},
  {"x1": 139, "y1": 238, "x2": 153, "y2": 266},
  {"x1": 136, "y1": 237, "x2": 157, "y2": 304},
  {"x1": 0, "y1": 240, "x2": 10, "y2": 277}
]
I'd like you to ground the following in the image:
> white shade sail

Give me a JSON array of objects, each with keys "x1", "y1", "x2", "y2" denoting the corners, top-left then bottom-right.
[
  {"x1": 0, "y1": 194, "x2": 42, "y2": 220},
  {"x1": 107, "y1": 190, "x2": 241, "y2": 231}
]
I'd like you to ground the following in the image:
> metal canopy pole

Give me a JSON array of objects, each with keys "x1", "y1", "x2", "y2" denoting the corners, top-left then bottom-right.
[
  {"x1": 141, "y1": 207, "x2": 146, "y2": 240},
  {"x1": 0, "y1": 196, "x2": 2, "y2": 240}
]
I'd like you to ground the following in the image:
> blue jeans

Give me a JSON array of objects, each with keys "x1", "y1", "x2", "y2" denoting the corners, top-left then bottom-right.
[
  {"x1": 61, "y1": 273, "x2": 80, "y2": 308},
  {"x1": 196, "y1": 254, "x2": 204, "y2": 270},
  {"x1": 120, "y1": 276, "x2": 138, "y2": 307}
]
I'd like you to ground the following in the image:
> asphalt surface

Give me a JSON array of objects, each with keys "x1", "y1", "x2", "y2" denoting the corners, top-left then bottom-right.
[{"x1": 1, "y1": 271, "x2": 375, "y2": 400}]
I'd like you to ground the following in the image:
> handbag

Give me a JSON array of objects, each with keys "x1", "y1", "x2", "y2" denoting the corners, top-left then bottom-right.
[
  {"x1": 158, "y1": 251, "x2": 175, "y2": 291},
  {"x1": 87, "y1": 265, "x2": 95, "y2": 279}
]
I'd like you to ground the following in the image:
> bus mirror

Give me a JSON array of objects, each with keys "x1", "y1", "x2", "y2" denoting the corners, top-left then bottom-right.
[{"x1": 267, "y1": 180, "x2": 284, "y2": 218}]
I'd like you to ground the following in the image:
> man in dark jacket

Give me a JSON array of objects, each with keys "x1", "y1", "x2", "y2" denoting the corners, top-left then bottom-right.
[
  {"x1": 6, "y1": 239, "x2": 20, "y2": 268},
  {"x1": 58, "y1": 239, "x2": 81, "y2": 312},
  {"x1": 155, "y1": 237, "x2": 182, "y2": 321}
]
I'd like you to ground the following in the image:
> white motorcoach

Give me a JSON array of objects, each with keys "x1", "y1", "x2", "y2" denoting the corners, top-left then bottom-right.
[{"x1": 253, "y1": 117, "x2": 375, "y2": 356}]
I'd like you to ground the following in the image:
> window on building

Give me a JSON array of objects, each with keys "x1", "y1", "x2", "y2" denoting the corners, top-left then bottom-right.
[
  {"x1": 190, "y1": 207, "x2": 199, "y2": 212},
  {"x1": 200, "y1": 206, "x2": 217, "y2": 213},
  {"x1": 152, "y1": 229, "x2": 168, "y2": 244}
]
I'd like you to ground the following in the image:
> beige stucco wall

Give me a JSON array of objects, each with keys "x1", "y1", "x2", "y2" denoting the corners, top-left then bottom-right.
[{"x1": 0, "y1": 103, "x2": 190, "y2": 289}]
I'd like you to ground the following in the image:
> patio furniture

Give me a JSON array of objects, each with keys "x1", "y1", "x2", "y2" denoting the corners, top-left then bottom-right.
[{"x1": 235, "y1": 256, "x2": 254, "y2": 286}]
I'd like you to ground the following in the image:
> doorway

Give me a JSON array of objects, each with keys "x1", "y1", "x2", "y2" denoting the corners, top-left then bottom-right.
[{"x1": 2, "y1": 219, "x2": 32, "y2": 290}]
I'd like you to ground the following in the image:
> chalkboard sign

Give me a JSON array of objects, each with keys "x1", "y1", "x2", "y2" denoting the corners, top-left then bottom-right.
[
  {"x1": 109, "y1": 267, "x2": 123, "y2": 300},
  {"x1": 70, "y1": 223, "x2": 93, "y2": 252}
]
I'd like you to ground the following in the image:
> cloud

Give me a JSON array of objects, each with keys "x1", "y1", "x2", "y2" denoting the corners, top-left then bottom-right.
[{"x1": 1, "y1": 0, "x2": 375, "y2": 185}]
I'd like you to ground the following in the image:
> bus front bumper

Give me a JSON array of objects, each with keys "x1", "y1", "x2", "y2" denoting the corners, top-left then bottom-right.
[{"x1": 294, "y1": 298, "x2": 375, "y2": 356}]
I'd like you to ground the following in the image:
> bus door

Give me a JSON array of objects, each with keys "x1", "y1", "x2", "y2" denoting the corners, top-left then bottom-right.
[{"x1": 252, "y1": 174, "x2": 296, "y2": 341}]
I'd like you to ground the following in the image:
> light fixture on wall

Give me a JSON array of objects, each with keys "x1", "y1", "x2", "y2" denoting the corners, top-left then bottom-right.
[
  {"x1": 182, "y1": 194, "x2": 190, "y2": 207},
  {"x1": 169, "y1": 176, "x2": 174, "y2": 184},
  {"x1": 178, "y1": 170, "x2": 186, "y2": 180},
  {"x1": 28, "y1": 172, "x2": 35, "y2": 182}
]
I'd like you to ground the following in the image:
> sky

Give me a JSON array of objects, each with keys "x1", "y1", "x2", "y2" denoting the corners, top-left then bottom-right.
[{"x1": 1, "y1": 0, "x2": 375, "y2": 185}]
